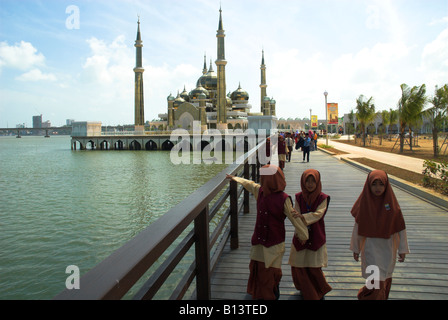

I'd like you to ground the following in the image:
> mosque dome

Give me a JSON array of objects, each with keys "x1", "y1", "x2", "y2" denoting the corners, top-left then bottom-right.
[
  {"x1": 270, "y1": 97, "x2": 276, "y2": 104},
  {"x1": 173, "y1": 91, "x2": 185, "y2": 108},
  {"x1": 197, "y1": 60, "x2": 217, "y2": 91},
  {"x1": 226, "y1": 95, "x2": 232, "y2": 107},
  {"x1": 190, "y1": 83, "x2": 210, "y2": 100},
  {"x1": 167, "y1": 93, "x2": 175, "y2": 101},
  {"x1": 231, "y1": 83, "x2": 249, "y2": 101},
  {"x1": 180, "y1": 86, "x2": 190, "y2": 102}
]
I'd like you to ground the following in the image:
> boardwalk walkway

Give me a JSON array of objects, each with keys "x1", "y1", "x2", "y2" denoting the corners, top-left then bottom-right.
[{"x1": 211, "y1": 149, "x2": 448, "y2": 300}]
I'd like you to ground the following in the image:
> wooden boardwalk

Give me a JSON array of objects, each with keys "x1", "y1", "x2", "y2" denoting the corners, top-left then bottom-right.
[{"x1": 211, "y1": 149, "x2": 448, "y2": 300}]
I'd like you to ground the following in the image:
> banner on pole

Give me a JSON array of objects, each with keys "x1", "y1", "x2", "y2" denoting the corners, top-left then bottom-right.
[
  {"x1": 311, "y1": 115, "x2": 318, "y2": 128},
  {"x1": 327, "y1": 103, "x2": 338, "y2": 125}
]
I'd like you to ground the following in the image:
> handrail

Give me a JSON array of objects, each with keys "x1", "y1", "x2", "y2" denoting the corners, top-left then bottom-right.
[{"x1": 54, "y1": 136, "x2": 266, "y2": 300}]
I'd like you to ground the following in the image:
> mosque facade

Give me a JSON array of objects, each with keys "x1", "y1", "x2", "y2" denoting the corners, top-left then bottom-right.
[{"x1": 150, "y1": 7, "x2": 277, "y2": 131}]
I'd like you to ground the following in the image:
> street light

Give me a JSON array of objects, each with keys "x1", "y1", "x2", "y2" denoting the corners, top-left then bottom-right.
[
  {"x1": 324, "y1": 91, "x2": 328, "y2": 145},
  {"x1": 309, "y1": 108, "x2": 312, "y2": 128}
]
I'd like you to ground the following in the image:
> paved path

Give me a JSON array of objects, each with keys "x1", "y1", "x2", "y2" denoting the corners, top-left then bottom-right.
[
  {"x1": 324, "y1": 139, "x2": 426, "y2": 175},
  {"x1": 211, "y1": 149, "x2": 448, "y2": 300}
]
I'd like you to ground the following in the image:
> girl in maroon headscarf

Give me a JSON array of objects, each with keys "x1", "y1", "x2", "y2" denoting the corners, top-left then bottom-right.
[
  {"x1": 226, "y1": 165, "x2": 308, "y2": 300},
  {"x1": 289, "y1": 169, "x2": 332, "y2": 300},
  {"x1": 350, "y1": 170, "x2": 409, "y2": 300},
  {"x1": 277, "y1": 135, "x2": 287, "y2": 170}
]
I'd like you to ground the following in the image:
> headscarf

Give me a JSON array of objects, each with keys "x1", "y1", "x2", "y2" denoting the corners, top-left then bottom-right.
[
  {"x1": 260, "y1": 164, "x2": 286, "y2": 197},
  {"x1": 351, "y1": 170, "x2": 406, "y2": 239},
  {"x1": 300, "y1": 169, "x2": 322, "y2": 206}
]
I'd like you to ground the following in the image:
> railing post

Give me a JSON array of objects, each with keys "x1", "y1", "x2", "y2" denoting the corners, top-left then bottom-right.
[
  {"x1": 229, "y1": 179, "x2": 239, "y2": 250},
  {"x1": 243, "y1": 161, "x2": 250, "y2": 214},
  {"x1": 194, "y1": 206, "x2": 211, "y2": 300}
]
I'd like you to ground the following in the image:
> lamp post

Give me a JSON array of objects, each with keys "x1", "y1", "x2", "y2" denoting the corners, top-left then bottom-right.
[
  {"x1": 324, "y1": 91, "x2": 328, "y2": 145},
  {"x1": 309, "y1": 108, "x2": 312, "y2": 129}
]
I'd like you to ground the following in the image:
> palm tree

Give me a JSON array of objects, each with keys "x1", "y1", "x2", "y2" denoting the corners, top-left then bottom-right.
[
  {"x1": 423, "y1": 84, "x2": 448, "y2": 157},
  {"x1": 379, "y1": 110, "x2": 390, "y2": 145},
  {"x1": 389, "y1": 108, "x2": 398, "y2": 140},
  {"x1": 347, "y1": 109, "x2": 355, "y2": 142},
  {"x1": 397, "y1": 83, "x2": 426, "y2": 153},
  {"x1": 356, "y1": 95, "x2": 376, "y2": 147}
]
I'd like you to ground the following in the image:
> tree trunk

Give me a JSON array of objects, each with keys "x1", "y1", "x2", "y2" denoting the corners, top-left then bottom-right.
[
  {"x1": 433, "y1": 128, "x2": 439, "y2": 157},
  {"x1": 399, "y1": 126, "x2": 405, "y2": 153}
]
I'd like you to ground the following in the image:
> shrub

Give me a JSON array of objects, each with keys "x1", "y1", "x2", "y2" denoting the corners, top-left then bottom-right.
[{"x1": 422, "y1": 160, "x2": 448, "y2": 195}]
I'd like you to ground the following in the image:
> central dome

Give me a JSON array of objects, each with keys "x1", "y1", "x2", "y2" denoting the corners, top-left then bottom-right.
[
  {"x1": 197, "y1": 60, "x2": 217, "y2": 91},
  {"x1": 230, "y1": 83, "x2": 249, "y2": 101}
]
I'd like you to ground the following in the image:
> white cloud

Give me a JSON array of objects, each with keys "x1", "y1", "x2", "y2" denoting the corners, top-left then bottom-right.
[
  {"x1": 16, "y1": 68, "x2": 57, "y2": 82},
  {"x1": 82, "y1": 36, "x2": 133, "y2": 85},
  {"x1": 0, "y1": 41, "x2": 45, "y2": 71},
  {"x1": 420, "y1": 27, "x2": 448, "y2": 85}
]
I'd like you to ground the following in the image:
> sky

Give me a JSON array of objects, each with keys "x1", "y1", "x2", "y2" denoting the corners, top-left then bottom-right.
[{"x1": 0, "y1": 0, "x2": 447, "y2": 127}]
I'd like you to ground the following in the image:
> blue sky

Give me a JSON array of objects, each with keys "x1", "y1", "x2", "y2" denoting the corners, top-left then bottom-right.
[{"x1": 0, "y1": 0, "x2": 447, "y2": 127}]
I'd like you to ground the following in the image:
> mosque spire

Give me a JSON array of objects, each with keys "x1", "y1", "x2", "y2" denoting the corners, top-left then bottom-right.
[
  {"x1": 203, "y1": 53, "x2": 207, "y2": 75},
  {"x1": 216, "y1": 5, "x2": 227, "y2": 125},
  {"x1": 134, "y1": 17, "x2": 145, "y2": 126},
  {"x1": 260, "y1": 49, "x2": 267, "y2": 114}
]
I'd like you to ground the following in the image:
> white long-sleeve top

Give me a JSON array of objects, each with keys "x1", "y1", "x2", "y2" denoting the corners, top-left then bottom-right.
[
  {"x1": 350, "y1": 222, "x2": 410, "y2": 281},
  {"x1": 232, "y1": 176, "x2": 308, "y2": 268}
]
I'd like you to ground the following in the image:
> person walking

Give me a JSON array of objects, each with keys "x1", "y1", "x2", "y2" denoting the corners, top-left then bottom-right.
[
  {"x1": 289, "y1": 169, "x2": 332, "y2": 300},
  {"x1": 226, "y1": 165, "x2": 308, "y2": 300},
  {"x1": 286, "y1": 133, "x2": 294, "y2": 162},
  {"x1": 302, "y1": 133, "x2": 311, "y2": 162},
  {"x1": 350, "y1": 170, "x2": 410, "y2": 300}
]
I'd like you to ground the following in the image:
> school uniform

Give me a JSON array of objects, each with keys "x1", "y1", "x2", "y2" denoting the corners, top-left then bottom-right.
[
  {"x1": 231, "y1": 165, "x2": 308, "y2": 300},
  {"x1": 288, "y1": 169, "x2": 332, "y2": 300},
  {"x1": 350, "y1": 170, "x2": 410, "y2": 300}
]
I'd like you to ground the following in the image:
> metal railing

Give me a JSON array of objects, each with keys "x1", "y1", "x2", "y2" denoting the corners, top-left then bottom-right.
[{"x1": 54, "y1": 138, "x2": 265, "y2": 300}]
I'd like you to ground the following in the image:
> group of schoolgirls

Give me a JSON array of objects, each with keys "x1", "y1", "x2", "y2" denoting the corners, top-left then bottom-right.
[{"x1": 226, "y1": 166, "x2": 409, "y2": 300}]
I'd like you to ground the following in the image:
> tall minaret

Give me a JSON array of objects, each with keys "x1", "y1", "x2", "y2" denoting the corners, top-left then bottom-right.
[
  {"x1": 215, "y1": 6, "x2": 227, "y2": 126},
  {"x1": 134, "y1": 17, "x2": 145, "y2": 127},
  {"x1": 260, "y1": 49, "x2": 268, "y2": 114},
  {"x1": 202, "y1": 53, "x2": 207, "y2": 75}
]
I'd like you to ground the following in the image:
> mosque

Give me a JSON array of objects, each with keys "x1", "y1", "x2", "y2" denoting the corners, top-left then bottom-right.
[{"x1": 147, "y1": 7, "x2": 277, "y2": 131}]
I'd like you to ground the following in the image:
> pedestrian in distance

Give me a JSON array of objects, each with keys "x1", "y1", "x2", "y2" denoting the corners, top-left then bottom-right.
[
  {"x1": 289, "y1": 169, "x2": 332, "y2": 300},
  {"x1": 277, "y1": 134, "x2": 287, "y2": 170},
  {"x1": 285, "y1": 133, "x2": 294, "y2": 162},
  {"x1": 226, "y1": 165, "x2": 308, "y2": 300},
  {"x1": 350, "y1": 170, "x2": 410, "y2": 300},
  {"x1": 302, "y1": 133, "x2": 311, "y2": 162},
  {"x1": 295, "y1": 132, "x2": 304, "y2": 151}
]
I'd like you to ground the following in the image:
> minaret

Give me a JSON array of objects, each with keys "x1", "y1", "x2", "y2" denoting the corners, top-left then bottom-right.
[
  {"x1": 134, "y1": 17, "x2": 145, "y2": 127},
  {"x1": 215, "y1": 6, "x2": 227, "y2": 126},
  {"x1": 202, "y1": 53, "x2": 207, "y2": 75},
  {"x1": 260, "y1": 50, "x2": 268, "y2": 114}
]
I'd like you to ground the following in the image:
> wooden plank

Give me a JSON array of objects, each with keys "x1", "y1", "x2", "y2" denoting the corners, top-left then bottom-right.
[{"x1": 211, "y1": 149, "x2": 448, "y2": 300}]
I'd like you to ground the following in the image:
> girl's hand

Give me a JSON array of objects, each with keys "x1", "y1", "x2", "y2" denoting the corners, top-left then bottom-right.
[
  {"x1": 226, "y1": 174, "x2": 235, "y2": 180},
  {"x1": 291, "y1": 209, "x2": 305, "y2": 221},
  {"x1": 353, "y1": 252, "x2": 359, "y2": 262},
  {"x1": 398, "y1": 253, "x2": 406, "y2": 262}
]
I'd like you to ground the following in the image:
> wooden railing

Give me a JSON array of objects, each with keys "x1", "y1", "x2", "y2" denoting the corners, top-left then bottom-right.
[{"x1": 54, "y1": 138, "x2": 266, "y2": 300}]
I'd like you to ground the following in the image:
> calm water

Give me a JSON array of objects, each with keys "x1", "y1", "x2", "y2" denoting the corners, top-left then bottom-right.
[{"x1": 0, "y1": 136, "x2": 228, "y2": 299}]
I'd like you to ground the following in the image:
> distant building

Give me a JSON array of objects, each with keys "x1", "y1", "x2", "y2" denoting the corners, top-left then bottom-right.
[
  {"x1": 33, "y1": 115, "x2": 42, "y2": 128},
  {"x1": 42, "y1": 120, "x2": 51, "y2": 128},
  {"x1": 66, "y1": 119, "x2": 75, "y2": 126}
]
